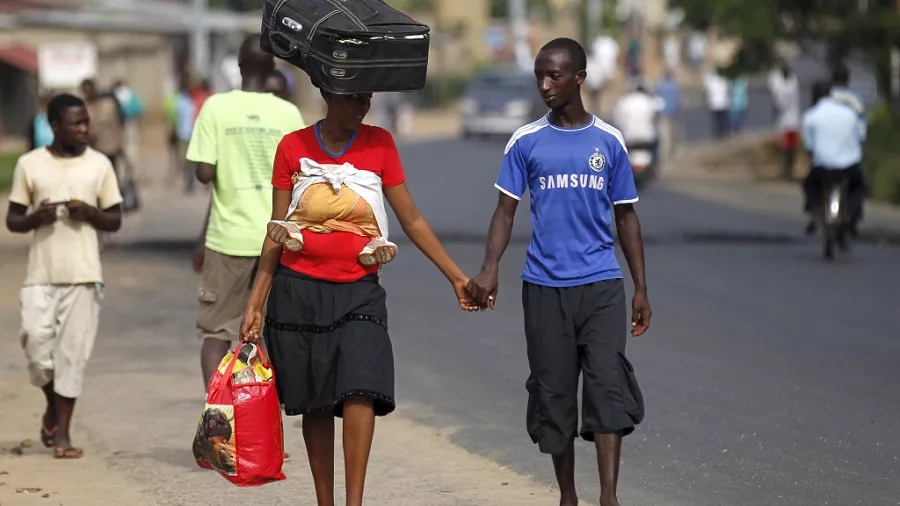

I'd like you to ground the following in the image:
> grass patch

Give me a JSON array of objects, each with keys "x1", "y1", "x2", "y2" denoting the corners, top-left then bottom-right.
[
  {"x1": 0, "y1": 152, "x2": 20, "y2": 192},
  {"x1": 862, "y1": 104, "x2": 900, "y2": 205}
]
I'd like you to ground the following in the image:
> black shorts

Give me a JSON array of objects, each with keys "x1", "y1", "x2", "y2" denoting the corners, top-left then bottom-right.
[
  {"x1": 264, "y1": 267, "x2": 395, "y2": 418},
  {"x1": 522, "y1": 278, "x2": 644, "y2": 455}
]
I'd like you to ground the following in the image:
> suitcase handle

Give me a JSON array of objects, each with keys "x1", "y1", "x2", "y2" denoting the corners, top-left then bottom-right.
[
  {"x1": 267, "y1": 0, "x2": 300, "y2": 59},
  {"x1": 269, "y1": 31, "x2": 300, "y2": 59}
]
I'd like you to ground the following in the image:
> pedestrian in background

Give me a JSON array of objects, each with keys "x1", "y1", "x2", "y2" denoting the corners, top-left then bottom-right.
[
  {"x1": 704, "y1": 68, "x2": 731, "y2": 139},
  {"x1": 28, "y1": 91, "x2": 55, "y2": 151},
  {"x1": 655, "y1": 70, "x2": 681, "y2": 162},
  {"x1": 186, "y1": 34, "x2": 305, "y2": 395},
  {"x1": 729, "y1": 75, "x2": 749, "y2": 134},
  {"x1": 768, "y1": 63, "x2": 802, "y2": 178},
  {"x1": 5, "y1": 93, "x2": 123, "y2": 460},
  {"x1": 80, "y1": 79, "x2": 125, "y2": 173},
  {"x1": 174, "y1": 77, "x2": 197, "y2": 193},
  {"x1": 112, "y1": 79, "x2": 144, "y2": 183}
]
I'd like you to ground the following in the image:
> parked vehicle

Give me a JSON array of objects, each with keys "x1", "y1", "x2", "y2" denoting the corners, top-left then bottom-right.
[{"x1": 459, "y1": 69, "x2": 546, "y2": 139}]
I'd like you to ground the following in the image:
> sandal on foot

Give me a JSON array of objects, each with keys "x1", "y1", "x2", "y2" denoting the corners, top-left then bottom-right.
[
  {"x1": 283, "y1": 452, "x2": 291, "y2": 463},
  {"x1": 40, "y1": 424, "x2": 57, "y2": 448},
  {"x1": 54, "y1": 447, "x2": 84, "y2": 459}
]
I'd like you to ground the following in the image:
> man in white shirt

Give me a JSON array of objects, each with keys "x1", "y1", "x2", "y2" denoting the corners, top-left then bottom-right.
[
  {"x1": 704, "y1": 69, "x2": 730, "y2": 139},
  {"x1": 5, "y1": 93, "x2": 123, "y2": 459},
  {"x1": 613, "y1": 82, "x2": 665, "y2": 148},
  {"x1": 585, "y1": 35, "x2": 620, "y2": 114}
]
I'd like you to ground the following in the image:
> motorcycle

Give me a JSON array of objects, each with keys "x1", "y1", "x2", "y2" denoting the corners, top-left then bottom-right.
[
  {"x1": 819, "y1": 170, "x2": 851, "y2": 260},
  {"x1": 627, "y1": 140, "x2": 659, "y2": 189}
]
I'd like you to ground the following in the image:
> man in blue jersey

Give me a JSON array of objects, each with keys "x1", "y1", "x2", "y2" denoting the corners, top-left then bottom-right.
[{"x1": 468, "y1": 38, "x2": 651, "y2": 506}]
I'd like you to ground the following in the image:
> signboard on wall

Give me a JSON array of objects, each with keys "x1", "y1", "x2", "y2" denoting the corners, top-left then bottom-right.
[{"x1": 37, "y1": 42, "x2": 98, "y2": 89}]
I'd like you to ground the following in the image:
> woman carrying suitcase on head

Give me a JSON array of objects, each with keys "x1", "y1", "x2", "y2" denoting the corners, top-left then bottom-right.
[{"x1": 239, "y1": 82, "x2": 482, "y2": 505}]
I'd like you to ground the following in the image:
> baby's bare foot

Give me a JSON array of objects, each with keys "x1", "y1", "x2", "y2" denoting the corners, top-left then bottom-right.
[{"x1": 267, "y1": 221, "x2": 304, "y2": 252}]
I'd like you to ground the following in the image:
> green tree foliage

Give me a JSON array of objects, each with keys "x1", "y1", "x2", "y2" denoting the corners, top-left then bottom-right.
[
  {"x1": 672, "y1": 0, "x2": 900, "y2": 201},
  {"x1": 672, "y1": 0, "x2": 900, "y2": 82}
]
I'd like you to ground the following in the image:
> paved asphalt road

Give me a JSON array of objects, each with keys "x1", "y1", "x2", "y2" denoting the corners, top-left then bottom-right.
[
  {"x1": 377, "y1": 137, "x2": 900, "y2": 505},
  {"x1": 24, "y1": 130, "x2": 894, "y2": 505}
]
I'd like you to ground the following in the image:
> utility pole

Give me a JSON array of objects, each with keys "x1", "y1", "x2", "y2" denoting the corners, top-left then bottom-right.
[
  {"x1": 509, "y1": 0, "x2": 531, "y2": 71},
  {"x1": 191, "y1": 0, "x2": 211, "y2": 78},
  {"x1": 587, "y1": 0, "x2": 604, "y2": 45}
]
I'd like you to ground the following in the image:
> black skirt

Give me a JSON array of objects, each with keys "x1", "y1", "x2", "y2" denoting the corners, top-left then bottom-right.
[{"x1": 264, "y1": 266, "x2": 395, "y2": 417}]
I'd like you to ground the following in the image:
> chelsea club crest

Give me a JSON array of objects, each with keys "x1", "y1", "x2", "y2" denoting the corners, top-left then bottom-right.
[{"x1": 589, "y1": 150, "x2": 605, "y2": 172}]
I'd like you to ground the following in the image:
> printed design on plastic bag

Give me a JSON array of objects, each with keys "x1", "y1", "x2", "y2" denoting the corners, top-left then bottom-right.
[{"x1": 192, "y1": 404, "x2": 237, "y2": 476}]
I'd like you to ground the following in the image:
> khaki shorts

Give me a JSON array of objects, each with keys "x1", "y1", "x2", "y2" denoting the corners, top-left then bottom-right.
[
  {"x1": 197, "y1": 248, "x2": 259, "y2": 342},
  {"x1": 19, "y1": 284, "x2": 100, "y2": 399}
]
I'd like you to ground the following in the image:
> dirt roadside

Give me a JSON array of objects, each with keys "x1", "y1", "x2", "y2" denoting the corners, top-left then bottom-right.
[{"x1": 0, "y1": 217, "x2": 588, "y2": 506}]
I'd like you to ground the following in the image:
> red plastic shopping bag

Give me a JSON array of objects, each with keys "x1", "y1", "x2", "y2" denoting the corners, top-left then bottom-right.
[{"x1": 192, "y1": 343, "x2": 286, "y2": 487}]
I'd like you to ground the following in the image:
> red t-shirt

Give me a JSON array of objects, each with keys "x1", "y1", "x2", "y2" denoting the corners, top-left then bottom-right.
[{"x1": 272, "y1": 123, "x2": 406, "y2": 282}]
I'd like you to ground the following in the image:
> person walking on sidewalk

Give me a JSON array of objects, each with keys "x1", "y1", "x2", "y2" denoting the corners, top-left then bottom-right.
[
  {"x1": 466, "y1": 38, "x2": 652, "y2": 506},
  {"x1": 768, "y1": 63, "x2": 802, "y2": 178},
  {"x1": 187, "y1": 34, "x2": 305, "y2": 390},
  {"x1": 5, "y1": 93, "x2": 124, "y2": 459},
  {"x1": 729, "y1": 75, "x2": 750, "y2": 134},
  {"x1": 704, "y1": 67, "x2": 731, "y2": 140},
  {"x1": 655, "y1": 71, "x2": 682, "y2": 163},
  {"x1": 80, "y1": 79, "x2": 125, "y2": 174},
  {"x1": 238, "y1": 80, "x2": 481, "y2": 505}
]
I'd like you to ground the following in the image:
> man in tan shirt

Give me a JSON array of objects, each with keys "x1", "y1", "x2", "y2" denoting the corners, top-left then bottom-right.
[
  {"x1": 80, "y1": 79, "x2": 125, "y2": 168},
  {"x1": 5, "y1": 93, "x2": 124, "y2": 459}
]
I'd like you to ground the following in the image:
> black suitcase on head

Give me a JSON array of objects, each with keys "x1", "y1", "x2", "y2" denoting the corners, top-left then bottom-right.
[{"x1": 260, "y1": 0, "x2": 431, "y2": 95}]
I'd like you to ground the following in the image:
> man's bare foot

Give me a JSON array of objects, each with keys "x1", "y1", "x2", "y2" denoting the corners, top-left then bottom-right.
[
  {"x1": 358, "y1": 237, "x2": 397, "y2": 266},
  {"x1": 267, "y1": 220, "x2": 304, "y2": 252},
  {"x1": 560, "y1": 495, "x2": 579, "y2": 506},
  {"x1": 599, "y1": 495, "x2": 620, "y2": 506}
]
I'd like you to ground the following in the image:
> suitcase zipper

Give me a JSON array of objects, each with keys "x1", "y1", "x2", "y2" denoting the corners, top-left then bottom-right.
[
  {"x1": 313, "y1": 58, "x2": 426, "y2": 68},
  {"x1": 307, "y1": 9, "x2": 341, "y2": 43}
]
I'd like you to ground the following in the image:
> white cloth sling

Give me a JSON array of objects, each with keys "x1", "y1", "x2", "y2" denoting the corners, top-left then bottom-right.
[{"x1": 285, "y1": 157, "x2": 390, "y2": 240}]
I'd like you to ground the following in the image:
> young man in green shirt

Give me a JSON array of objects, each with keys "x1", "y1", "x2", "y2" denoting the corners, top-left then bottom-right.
[{"x1": 187, "y1": 34, "x2": 305, "y2": 388}]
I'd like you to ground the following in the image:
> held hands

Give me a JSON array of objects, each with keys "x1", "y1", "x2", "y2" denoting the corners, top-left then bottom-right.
[
  {"x1": 453, "y1": 277, "x2": 482, "y2": 311},
  {"x1": 465, "y1": 267, "x2": 498, "y2": 311}
]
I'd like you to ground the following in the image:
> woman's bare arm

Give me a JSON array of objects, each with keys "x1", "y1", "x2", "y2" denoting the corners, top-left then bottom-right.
[{"x1": 246, "y1": 188, "x2": 291, "y2": 312}]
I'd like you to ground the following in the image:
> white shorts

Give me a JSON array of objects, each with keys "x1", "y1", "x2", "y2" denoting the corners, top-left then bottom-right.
[{"x1": 19, "y1": 284, "x2": 100, "y2": 398}]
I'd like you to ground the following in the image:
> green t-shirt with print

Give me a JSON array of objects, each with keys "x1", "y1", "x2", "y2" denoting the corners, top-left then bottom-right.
[{"x1": 186, "y1": 90, "x2": 305, "y2": 257}]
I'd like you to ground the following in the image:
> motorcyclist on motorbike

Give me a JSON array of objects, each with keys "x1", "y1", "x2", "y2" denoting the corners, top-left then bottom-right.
[
  {"x1": 800, "y1": 65, "x2": 867, "y2": 236},
  {"x1": 613, "y1": 78, "x2": 665, "y2": 162}
]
